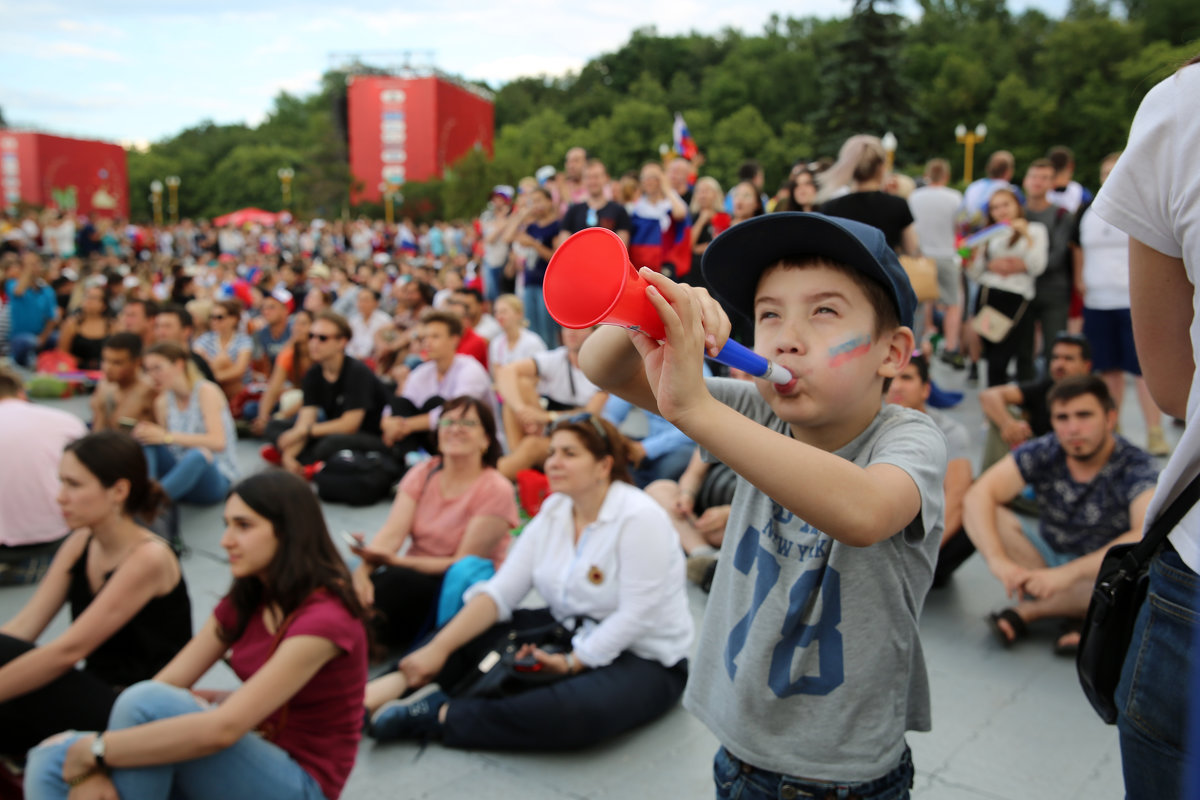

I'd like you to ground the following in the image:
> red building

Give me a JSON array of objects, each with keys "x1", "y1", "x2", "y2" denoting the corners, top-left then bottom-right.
[
  {"x1": 346, "y1": 73, "x2": 494, "y2": 204},
  {"x1": 1, "y1": 131, "x2": 129, "y2": 217}
]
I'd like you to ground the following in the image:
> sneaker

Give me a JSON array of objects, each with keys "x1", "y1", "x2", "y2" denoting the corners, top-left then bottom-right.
[
  {"x1": 260, "y1": 444, "x2": 282, "y2": 465},
  {"x1": 369, "y1": 684, "x2": 447, "y2": 741},
  {"x1": 966, "y1": 361, "x2": 979, "y2": 384},
  {"x1": 939, "y1": 350, "x2": 967, "y2": 370},
  {"x1": 1146, "y1": 426, "x2": 1170, "y2": 457},
  {"x1": 686, "y1": 549, "x2": 718, "y2": 586},
  {"x1": 302, "y1": 461, "x2": 325, "y2": 481}
]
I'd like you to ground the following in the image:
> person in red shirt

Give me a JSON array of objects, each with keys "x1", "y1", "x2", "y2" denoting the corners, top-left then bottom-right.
[
  {"x1": 27, "y1": 470, "x2": 369, "y2": 800},
  {"x1": 456, "y1": 323, "x2": 489, "y2": 371}
]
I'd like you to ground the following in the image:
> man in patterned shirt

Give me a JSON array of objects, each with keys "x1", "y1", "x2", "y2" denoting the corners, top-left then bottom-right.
[{"x1": 963, "y1": 374, "x2": 1158, "y2": 655}]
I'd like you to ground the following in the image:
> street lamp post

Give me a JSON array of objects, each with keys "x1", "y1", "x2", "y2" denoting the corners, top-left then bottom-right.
[
  {"x1": 164, "y1": 175, "x2": 180, "y2": 225},
  {"x1": 881, "y1": 131, "x2": 898, "y2": 173},
  {"x1": 379, "y1": 182, "x2": 395, "y2": 226},
  {"x1": 149, "y1": 180, "x2": 164, "y2": 227},
  {"x1": 955, "y1": 123, "x2": 988, "y2": 186},
  {"x1": 277, "y1": 167, "x2": 295, "y2": 210}
]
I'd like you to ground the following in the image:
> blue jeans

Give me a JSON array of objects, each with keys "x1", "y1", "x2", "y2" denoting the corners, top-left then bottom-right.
[
  {"x1": 9, "y1": 332, "x2": 40, "y2": 368},
  {"x1": 523, "y1": 284, "x2": 558, "y2": 348},
  {"x1": 713, "y1": 745, "x2": 914, "y2": 800},
  {"x1": 630, "y1": 445, "x2": 694, "y2": 489},
  {"x1": 144, "y1": 445, "x2": 231, "y2": 505},
  {"x1": 25, "y1": 682, "x2": 325, "y2": 800},
  {"x1": 1116, "y1": 544, "x2": 1199, "y2": 800},
  {"x1": 483, "y1": 263, "x2": 506, "y2": 302}
]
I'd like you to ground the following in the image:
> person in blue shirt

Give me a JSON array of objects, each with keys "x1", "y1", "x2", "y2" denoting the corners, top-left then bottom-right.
[
  {"x1": 602, "y1": 363, "x2": 712, "y2": 488},
  {"x1": 5, "y1": 254, "x2": 59, "y2": 368}
]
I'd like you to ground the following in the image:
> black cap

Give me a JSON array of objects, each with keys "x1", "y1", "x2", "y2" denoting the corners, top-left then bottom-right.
[{"x1": 701, "y1": 212, "x2": 917, "y2": 329}]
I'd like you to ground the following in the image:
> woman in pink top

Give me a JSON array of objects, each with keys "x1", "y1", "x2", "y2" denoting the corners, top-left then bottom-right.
[
  {"x1": 351, "y1": 396, "x2": 518, "y2": 659},
  {"x1": 26, "y1": 470, "x2": 369, "y2": 800}
]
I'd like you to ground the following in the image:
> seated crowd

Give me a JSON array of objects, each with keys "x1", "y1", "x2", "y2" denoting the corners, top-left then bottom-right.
[{"x1": 0, "y1": 137, "x2": 1170, "y2": 797}]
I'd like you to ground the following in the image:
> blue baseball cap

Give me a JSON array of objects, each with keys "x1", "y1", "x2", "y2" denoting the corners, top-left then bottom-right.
[{"x1": 701, "y1": 212, "x2": 917, "y2": 329}]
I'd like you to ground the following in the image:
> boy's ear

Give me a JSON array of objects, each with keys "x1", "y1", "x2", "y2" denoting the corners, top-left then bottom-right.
[{"x1": 876, "y1": 326, "x2": 916, "y2": 380}]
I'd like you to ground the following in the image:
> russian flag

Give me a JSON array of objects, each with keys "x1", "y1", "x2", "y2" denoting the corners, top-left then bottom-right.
[
  {"x1": 395, "y1": 225, "x2": 418, "y2": 254},
  {"x1": 673, "y1": 113, "x2": 698, "y2": 160},
  {"x1": 629, "y1": 214, "x2": 665, "y2": 272}
]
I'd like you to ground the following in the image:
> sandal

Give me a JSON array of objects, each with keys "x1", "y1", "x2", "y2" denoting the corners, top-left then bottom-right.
[
  {"x1": 1054, "y1": 619, "x2": 1083, "y2": 657},
  {"x1": 987, "y1": 608, "x2": 1028, "y2": 648}
]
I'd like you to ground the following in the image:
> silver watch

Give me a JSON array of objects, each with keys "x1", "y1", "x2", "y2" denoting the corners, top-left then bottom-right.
[{"x1": 91, "y1": 733, "x2": 107, "y2": 770}]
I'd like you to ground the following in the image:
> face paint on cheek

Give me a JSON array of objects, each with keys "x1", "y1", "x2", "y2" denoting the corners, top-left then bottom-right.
[{"x1": 828, "y1": 334, "x2": 872, "y2": 368}]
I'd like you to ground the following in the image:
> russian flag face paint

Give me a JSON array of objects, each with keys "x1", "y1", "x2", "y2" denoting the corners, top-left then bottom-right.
[{"x1": 828, "y1": 334, "x2": 872, "y2": 368}]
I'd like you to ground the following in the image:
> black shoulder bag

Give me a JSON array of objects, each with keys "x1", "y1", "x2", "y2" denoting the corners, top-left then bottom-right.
[{"x1": 1078, "y1": 472, "x2": 1200, "y2": 723}]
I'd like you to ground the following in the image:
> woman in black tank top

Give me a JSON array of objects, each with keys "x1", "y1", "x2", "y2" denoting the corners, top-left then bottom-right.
[
  {"x1": 0, "y1": 431, "x2": 191, "y2": 759},
  {"x1": 56, "y1": 285, "x2": 114, "y2": 370}
]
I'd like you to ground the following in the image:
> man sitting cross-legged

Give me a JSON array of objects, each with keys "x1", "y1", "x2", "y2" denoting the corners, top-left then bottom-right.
[{"x1": 963, "y1": 375, "x2": 1158, "y2": 655}]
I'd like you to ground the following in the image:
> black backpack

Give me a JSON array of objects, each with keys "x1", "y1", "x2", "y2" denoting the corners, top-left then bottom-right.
[{"x1": 314, "y1": 449, "x2": 402, "y2": 506}]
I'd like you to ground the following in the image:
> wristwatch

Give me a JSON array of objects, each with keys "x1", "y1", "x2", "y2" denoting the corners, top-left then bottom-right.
[
  {"x1": 91, "y1": 733, "x2": 107, "y2": 770},
  {"x1": 163, "y1": 433, "x2": 175, "y2": 445}
]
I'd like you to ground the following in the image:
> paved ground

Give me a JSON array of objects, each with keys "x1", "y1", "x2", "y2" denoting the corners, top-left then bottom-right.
[{"x1": 3, "y1": 356, "x2": 1174, "y2": 799}]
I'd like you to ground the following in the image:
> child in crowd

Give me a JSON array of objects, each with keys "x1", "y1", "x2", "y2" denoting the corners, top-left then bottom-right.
[{"x1": 581, "y1": 212, "x2": 946, "y2": 798}]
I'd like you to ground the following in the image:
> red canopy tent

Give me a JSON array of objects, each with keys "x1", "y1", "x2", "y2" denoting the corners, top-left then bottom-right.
[{"x1": 212, "y1": 208, "x2": 279, "y2": 227}]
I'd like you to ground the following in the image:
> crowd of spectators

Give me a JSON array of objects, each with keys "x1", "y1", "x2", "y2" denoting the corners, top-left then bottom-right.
[{"x1": 0, "y1": 121, "x2": 1187, "y2": 796}]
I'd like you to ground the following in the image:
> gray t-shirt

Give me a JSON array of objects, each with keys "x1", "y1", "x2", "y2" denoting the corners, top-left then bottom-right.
[
  {"x1": 685, "y1": 378, "x2": 946, "y2": 781},
  {"x1": 927, "y1": 407, "x2": 970, "y2": 464}
]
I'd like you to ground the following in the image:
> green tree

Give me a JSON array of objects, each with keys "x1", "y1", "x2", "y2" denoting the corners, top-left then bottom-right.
[{"x1": 815, "y1": 0, "x2": 914, "y2": 153}]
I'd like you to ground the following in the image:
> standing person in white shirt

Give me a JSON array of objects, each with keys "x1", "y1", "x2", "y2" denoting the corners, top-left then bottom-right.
[
  {"x1": 346, "y1": 288, "x2": 392, "y2": 362},
  {"x1": 1088, "y1": 55, "x2": 1200, "y2": 800},
  {"x1": 909, "y1": 158, "x2": 967, "y2": 367},
  {"x1": 1074, "y1": 151, "x2": 1167, "y2": 456},
  {"x1": 369, "y1": 413, "x2": 691, "y2": 750}
]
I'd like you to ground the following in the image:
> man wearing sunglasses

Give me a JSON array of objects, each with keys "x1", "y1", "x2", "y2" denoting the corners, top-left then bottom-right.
[{"x1": 265, "y1": 310, "x2": 386, "y2": 478}]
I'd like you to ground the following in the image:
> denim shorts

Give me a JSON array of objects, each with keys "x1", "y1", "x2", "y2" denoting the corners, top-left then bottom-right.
[
  {"x1": 713, "y1": 745, "x2": 914, "y2": 800},
  {"x1": 1017, "y1": 515, "x2": 1075, "y2": 568}
]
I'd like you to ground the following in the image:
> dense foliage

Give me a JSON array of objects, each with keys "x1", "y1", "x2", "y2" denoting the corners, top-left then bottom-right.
[{"x1": 124, "y1": 0, "x2": 1198, "y2": 223}]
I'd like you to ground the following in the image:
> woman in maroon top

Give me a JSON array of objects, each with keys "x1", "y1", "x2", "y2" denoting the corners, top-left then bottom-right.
[{"x1": 25, "y1": 470, "x2": 369, "y2": 800}]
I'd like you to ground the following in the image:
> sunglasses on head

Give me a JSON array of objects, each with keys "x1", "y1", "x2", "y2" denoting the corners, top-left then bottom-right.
[{"x1": 564, "y1": 412, "x2": 609, "y2": 445}]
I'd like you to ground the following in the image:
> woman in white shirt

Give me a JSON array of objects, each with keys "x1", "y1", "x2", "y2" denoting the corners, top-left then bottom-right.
[
  {"x1": 1076, "y1": 151, "x2": 1167, "y2": 455},
  {"x1": 367, "y1": 413, "x2": 692, "y2": 750},
  {"x1": 965, "y1": 188, "x2": 1049, "y2": 386},
  {"x1": 1089, "y1": 56, "x2": 1200, "y2": 799},
  {"x1": 486, "y1": 293, "x2": 546, "y2": 379}
]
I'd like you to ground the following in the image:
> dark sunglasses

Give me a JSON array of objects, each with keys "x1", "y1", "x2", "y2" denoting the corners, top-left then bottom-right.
[
  {"x1": 308, "y1": 333, "x2": 334, "y2": 342},
  {"x1": 210, "y1": 315, "x2": 227, "y2": 321},
  {"x1": 564, "y1": 412, "x2": 609, "y2": 445}
]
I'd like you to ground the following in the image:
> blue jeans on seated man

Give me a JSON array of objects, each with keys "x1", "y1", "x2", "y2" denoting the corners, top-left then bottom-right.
[
  {"x1": 24, "y1": 681, "x2": 325, "y2": 800},
  {"x1": 713, "y1": 745, "x2": 914, "y2": 800},
  {"x1": 143, "y1": 445, "x2": 230, "y2": 505},
  {"x1": 1116, "y1": 543, "x2": 1199, "y2": 800},
  {"x1": 630, "y1": 445, "x2": 694, "y2": 489},
  {"x1": 9, "y1": 333, "x2": 41, "y2": 368}
]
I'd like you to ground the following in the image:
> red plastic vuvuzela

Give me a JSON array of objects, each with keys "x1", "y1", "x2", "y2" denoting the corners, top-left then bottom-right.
[
  {"x1": 543, "y1": 228, "x2": 794, "y2": 386},
  {"x1": 543, "y1": 228, "x2": 666, "y2": 341}
]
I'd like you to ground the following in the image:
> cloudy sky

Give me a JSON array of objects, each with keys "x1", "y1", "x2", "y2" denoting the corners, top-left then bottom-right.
[{"x1": 2, "y1": 0, "x2": 1068, "y2": 148}]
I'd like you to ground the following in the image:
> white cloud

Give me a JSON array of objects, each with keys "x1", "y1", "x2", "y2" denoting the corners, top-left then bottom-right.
[
  {"x1": 55, "y1": 18, "x2": 126, "y2": 38},
  {"x1": 471, "y1": 54, "x2": 586, "y2": 83},
  {"x1": 43, "y1": 41, "x2": 131, "y2": 63}
]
